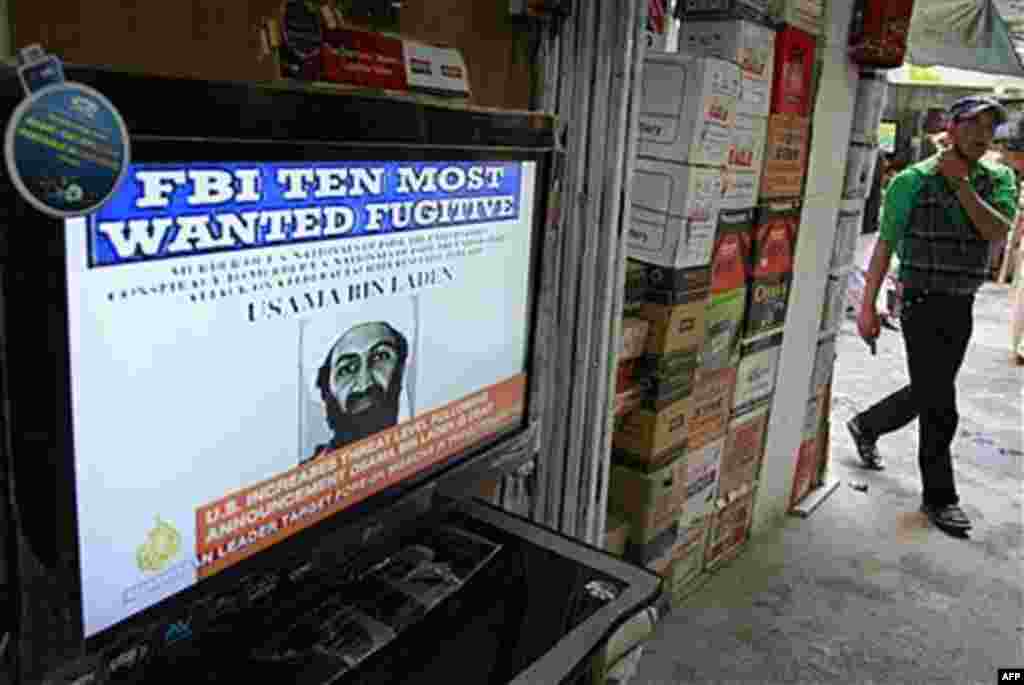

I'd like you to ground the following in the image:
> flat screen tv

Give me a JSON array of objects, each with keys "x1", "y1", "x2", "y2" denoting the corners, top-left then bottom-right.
[{"x1": 0, "y1": 68, "x2": 552, "y2": 684}]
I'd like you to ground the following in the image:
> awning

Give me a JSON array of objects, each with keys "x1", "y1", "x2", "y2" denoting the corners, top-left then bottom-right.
[{"x1": 906, "y1": 0, "x2": 1024, "y2": 77}]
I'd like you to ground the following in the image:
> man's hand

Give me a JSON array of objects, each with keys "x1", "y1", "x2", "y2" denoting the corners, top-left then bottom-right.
[{"x1": 858, "y1": 305, "x2": 881, "y2": 350}]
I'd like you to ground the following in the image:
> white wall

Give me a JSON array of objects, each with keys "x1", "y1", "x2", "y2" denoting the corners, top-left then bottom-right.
[{"x1": 751, "y1": 0, "x2": 859, "y2": 534}]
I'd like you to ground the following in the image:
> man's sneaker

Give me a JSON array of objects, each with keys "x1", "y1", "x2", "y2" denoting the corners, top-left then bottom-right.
[
  {"x1": 921, "y1": 502, "x2": 972, "y2": 533},
  {"x1": 847, "y1": 416, "x2": 884, "y2": 470}
]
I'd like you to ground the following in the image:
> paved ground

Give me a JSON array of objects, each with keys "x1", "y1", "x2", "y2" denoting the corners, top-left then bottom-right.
[{"x1": 633, "y1": 282, "x2": 1023, "y2": 685}]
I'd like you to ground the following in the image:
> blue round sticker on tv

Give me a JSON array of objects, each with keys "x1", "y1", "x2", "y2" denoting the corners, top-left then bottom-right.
[{"x1": 4, "y1": 82, "x2": 130, "y2": 218}]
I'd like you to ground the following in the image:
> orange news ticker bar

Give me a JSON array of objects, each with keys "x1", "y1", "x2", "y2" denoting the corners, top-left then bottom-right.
[{"x1": 194, "y1": 374, "x2": 526, "y2": 579}]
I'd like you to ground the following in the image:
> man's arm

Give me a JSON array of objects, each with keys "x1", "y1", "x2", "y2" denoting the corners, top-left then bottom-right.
[
  {"x1": 951, "y1": 176, "x2": 1013, "y2": 241},
  {"x1": 861, "y1": 238, "x2": 894, "y2": 317}
]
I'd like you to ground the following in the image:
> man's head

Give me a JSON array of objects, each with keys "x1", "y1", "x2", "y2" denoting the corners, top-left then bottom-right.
[
  {"x1": 316, "y1": 321, "x2": 409, "y2": 446},
  {"x1": 946, "y1": 96, "x2": 1008, "y2": 162}
]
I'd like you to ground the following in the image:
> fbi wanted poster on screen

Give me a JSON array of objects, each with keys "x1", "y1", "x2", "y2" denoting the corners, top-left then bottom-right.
[{"x1": 65, "y1": 160, "x2": 536, "y2": 637}]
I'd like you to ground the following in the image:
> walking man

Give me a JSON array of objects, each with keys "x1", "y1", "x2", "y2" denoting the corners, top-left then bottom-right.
[{"x1": 847, "y1": 96, "x2": 1017, "y2": 535}]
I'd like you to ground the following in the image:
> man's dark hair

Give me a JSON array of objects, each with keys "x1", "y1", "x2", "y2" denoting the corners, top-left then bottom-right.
[{"x1": 315, "y1": 322, "x2": 409, "y2": 435}]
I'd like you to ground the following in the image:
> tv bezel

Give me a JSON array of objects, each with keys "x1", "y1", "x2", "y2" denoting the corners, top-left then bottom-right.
[{"x1": 0, "y1": 67, "x2": 553, "y2": 683}]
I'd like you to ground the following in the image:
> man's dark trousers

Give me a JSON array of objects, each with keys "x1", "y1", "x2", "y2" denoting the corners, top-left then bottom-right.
[{"x1": 857, "y1": 290, "x2": 974, "y2": 507}]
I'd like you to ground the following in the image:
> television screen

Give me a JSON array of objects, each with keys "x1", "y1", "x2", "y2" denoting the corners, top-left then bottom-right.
[{"x1": 63, "y1": 159, "x2": 537, "y2": 638}]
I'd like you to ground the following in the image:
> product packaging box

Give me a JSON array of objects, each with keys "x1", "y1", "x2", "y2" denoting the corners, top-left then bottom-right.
[
  {"x1": 639, "y1": 53, "x2": 742, "y2": 167},
  {"x1": 729, "y1": 113, "x2": 770, "y2": 173},
  {"x1": 681, "y1": 437, "x2": 725, "y2": 528},
  {"x1": 614, "y1": 384, "x2": 646, "y2": 420},
  {"x1": 643, "y1": 262, "x2": 714, "y2": 295},
  {"x1": 721, "y1": 169, "x2": 762, "y2": 211},
  {"x1": 770, "y1": 26, "x2": 816, "y2": 116},
  {"x1": 809, "y1": 334, "x2": 836, "y2": 397},
  {"x1": 321, "y1": 28, "x2": 408, "y2": 90},
  {"x1": 609, "y1": 452, "x2": 688, "y2": 544},
  {"x1": 403, "y1": 39, "x2": 472, "y2": 98},
  {"x1": 669, "y1": 515, "x2": 712, "y2": 595},
  {"x1": 626, "y1": 520, "x2": 681, "y2": 566},
  {"x1": 621, "y1": 317, "x2": 652, "y2": 362},
  {"x1": 720, "y1": 404, "x2": 769, "y2": 496},
  {"x1": 625, "y1": 266, "x2": 648, "y2": 316},
  {"x1": 687, "y1": 367, "x2": 737, "y2": 449},
  {"x1": 842, "y1": 142, "x2": 878, "y2": 200},
  {"x1": 768, "y1": 0, "x2": 825, "y2": 36},
  {"x1": 677, "y1": 0, "x2": 771, "y2": 25},
  {"x1": 790, "y1": 437, "x2": 819, "y2": 508},
  {"x1": 629, "y1": 158, "x2": 724, "y2": 269},
  {"x1": 640, "y1": 285, "x2": 712, "y2": 359},
  {"x1": 705, "y1": 487, "x2": 756, "y2": 568},
  {"x1": 702, "y1": 289, "x2": 747, "y2": 371},
  {"x1": 832, "y1": 200, "x2": 864, "y2": 271},
  {"x1": 677, "y1": 19, "x2": 776, "y2": 117},
  {"x1": 733, "y1": 331, "x2": 783, "y2": 417},
  {"x1": 636, "y1": 353, "x2": 701, "y2": 411},
  {"x1": 850, "y1": 71, "x2": 889, "y2": 145},
  {"x1": 750, "y1": 199, "x2": 800, "y2": 278},
  {"x1": 604, "y1": 513, "x2": 631, "y2": 557},
  {"x1": 744, "y1": 273, "x2": 791, "y2": 338},
  {"x1": 760, "y1": 114, "x2": 810, "y2": 199},
  {"x1": 613, "y1": 396, "x2": 693, "y2": 470},
  {"x1": 616, "y1": 359, "x2": 638, "y2": 393},
  {"x1": 821, "y1": 272, "x2": 850, "y2": 333}
]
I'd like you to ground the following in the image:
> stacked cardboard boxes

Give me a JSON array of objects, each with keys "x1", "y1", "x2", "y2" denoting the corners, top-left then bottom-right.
[
  {"x1": 677, "y1": 19, "x2": 775, "y2": 211},
  {"x1": 615, "y1": 317, "x2": 651, "y2": 420}
]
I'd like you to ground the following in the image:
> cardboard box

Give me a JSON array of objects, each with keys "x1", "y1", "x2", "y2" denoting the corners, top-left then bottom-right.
[
  {"x1": 681, "y1": 437, "x2": 725, "y2": 528},
  {"x1": 790, "y1": 437, "x2": 819, "y2": 508},
  {"x1": 638, "y1": 53, "x2": 741, "y2": 167},
  {"x1": 626, "y1": 520, "x2": 681, "y2": 565},
  {"x1": 677, "y1": 0, "x2": 772, "y2": 25},
  {"x1": 750, "y1": 199, "x2": 800, "y2": 278},
  {"x1": 626, "y1": 259, "x2": 650, "y2": 306},
  {"x1": 669, "y1": 515, "x2": 712, "y2": 593},
  {"x1": 721, "y1": 169, "x2": 762, "y2": 210},
  {"x1": 621, "y1": 317, "x2": 651, "y2": 362},
  {"x1": 604, "y1": 513, "x2": 631, "y2": 557},
  {"x1": 640, "y1": 286, "x2": 712, "y2": 358},
  {"x1": 729, "y1": 113, "x2": 769, "y2": 173},
  {"x1": 842, "y1": 142, "x2": 879, "y2": 200},
  {"x1": 768, "y1": 0, "x2": 825, "y2": 36},
  {"x1": 643, "y1": 263, "x2": 713, "y2": 295},
  {"x1": 851, "y1": 71, "x2": 889, "y2": 145},
  {"x1": 637, "y1": 356, "x2": 700, "y2": 411},
  {"x1": 616, "y1": 359, "x2": 638, "y2": 393},
  {"x1": 733, "y1": 331, "x2": 783, "y2": 417},
  {"x1": 821, "y1": 272, "x2": 850, "y2": 333},
  {"x1": 629, "y1": 159, "x2": 724, "y2": 269},
  {"x1": 760, "y1": 114, "x2": 810, "y2": 199},
  {"x1": 609, "y1": 452, "x2": 688, "y2": 544},
  {"x1": 687, "y1": 367, "x2": 737, "y2": 449},
  {"x1": 614, "y1": 385, "x2": 646, "y2": 419},
  {"x1": 744, "y1": 273, "x2": 791, "y2": 337},
  {"x1": 705, "y1": 488, "x2": 755, "y2": 568},
  {"x1": 832, "y1": 200, "x2": 863, "y2": 271},
  {"x1": 720, "y1": 404, "x2": 769, "y2": 496},
  {"x1": 809, "y1": 334, "x2": 836, "y2": 397},
  {"x1": 770, "y1": 27, "x2": 816, "y2": 116},
  {"x1": 701, "y1": 288, "x2": 747, "y2": 372},
  {"x1": 712, "y1": 210, "x2": 755, "y2": 296},
  {"x1": 677, "y1": 20, "x2": 776, "y2": 117},
  {"x1": 614, "y1": 393, "x2": 693, "y2": 466}
]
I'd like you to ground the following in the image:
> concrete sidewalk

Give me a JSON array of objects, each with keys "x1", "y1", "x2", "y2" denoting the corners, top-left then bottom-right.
[{"x1": 634, "y1": 284, "x2": 1023, "y2": 685}]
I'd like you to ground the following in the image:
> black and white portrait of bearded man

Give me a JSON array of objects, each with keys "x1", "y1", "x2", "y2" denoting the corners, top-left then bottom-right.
[{"x1": 302, "y1": 310, "x2": 415, "y2": 464}]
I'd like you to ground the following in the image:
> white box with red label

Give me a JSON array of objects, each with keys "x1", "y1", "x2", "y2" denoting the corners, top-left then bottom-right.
[{"x1": 638, "y1": 52, "x2": 742, "y2": 168}]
